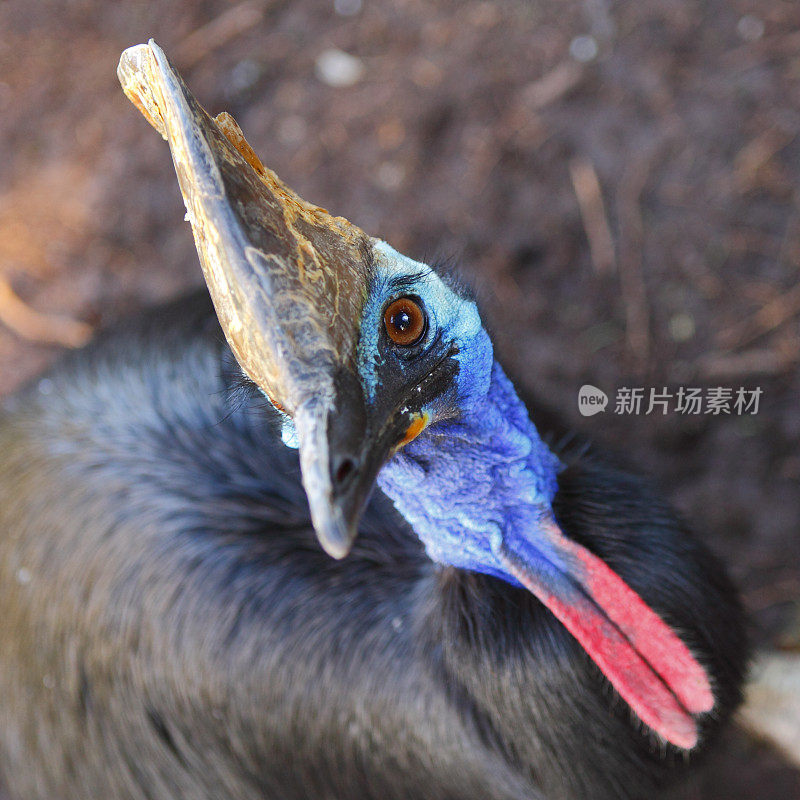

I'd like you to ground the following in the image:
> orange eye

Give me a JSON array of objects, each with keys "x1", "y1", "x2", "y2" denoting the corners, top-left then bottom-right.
[{"x1": 383, "y1": 297, "x2": 426, "y2": 346}]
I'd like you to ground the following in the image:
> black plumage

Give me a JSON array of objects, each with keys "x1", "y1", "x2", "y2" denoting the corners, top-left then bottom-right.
[{"x1": 0, "y1": 292, "x2": 746, "y2": 800}]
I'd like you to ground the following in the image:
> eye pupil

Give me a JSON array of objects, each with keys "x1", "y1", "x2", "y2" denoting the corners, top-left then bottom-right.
[
  {"x1": 393, "y1": 310, "x2": 412, "y2": 331},
  {"x1": 384, "y1": 297, "x2": 426, "y2": 346}
]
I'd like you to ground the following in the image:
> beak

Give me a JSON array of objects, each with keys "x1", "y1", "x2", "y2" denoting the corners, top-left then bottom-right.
[
  {"x1": 293, "y1": 371, "x2": 368, "y2": 559},
  {"x1": 119, "y1": 40, "x2": 380, "y2": 558}
]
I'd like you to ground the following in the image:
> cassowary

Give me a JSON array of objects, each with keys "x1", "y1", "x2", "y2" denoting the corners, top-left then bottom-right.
[{"x1": 0, "y1": 41, "x2": 746, "y2": 800}]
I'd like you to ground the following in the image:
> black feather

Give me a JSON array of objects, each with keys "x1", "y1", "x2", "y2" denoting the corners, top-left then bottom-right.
[{"x1": 0, "y1": 292, "x2": 746, "y2": 800}]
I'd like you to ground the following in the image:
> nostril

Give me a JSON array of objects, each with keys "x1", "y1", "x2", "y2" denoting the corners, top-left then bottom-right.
[{"x1": 333, "y1": 457, "x2": 357, "y2": 486}]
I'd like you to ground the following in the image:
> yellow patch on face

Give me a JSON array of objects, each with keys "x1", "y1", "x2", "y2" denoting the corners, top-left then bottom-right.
[{"x1": 396, "y1": 412, "x2": 430, "y2": 451}]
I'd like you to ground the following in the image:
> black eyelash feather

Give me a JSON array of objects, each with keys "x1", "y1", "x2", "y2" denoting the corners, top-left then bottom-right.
[{"x1": 388, "y1": 272, "x2": 428, "y2": 294}]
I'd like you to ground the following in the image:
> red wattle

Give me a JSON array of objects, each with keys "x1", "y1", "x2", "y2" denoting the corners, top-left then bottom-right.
[
  {"x1": 497, "y1": 519, "x2": 715, "y2": 750},
  {"x1": 549, "y1": 521, "x2": 714, "y2": 715}
]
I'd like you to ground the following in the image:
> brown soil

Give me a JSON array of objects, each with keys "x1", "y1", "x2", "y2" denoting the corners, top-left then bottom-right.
[{"x1": 1, "y1": 1, "x2": 799, "y2": 796}]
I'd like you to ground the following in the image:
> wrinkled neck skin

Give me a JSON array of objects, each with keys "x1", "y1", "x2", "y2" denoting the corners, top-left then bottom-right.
[{"x1": 377, "y1": 347, "x2": 563, "y2": 586}]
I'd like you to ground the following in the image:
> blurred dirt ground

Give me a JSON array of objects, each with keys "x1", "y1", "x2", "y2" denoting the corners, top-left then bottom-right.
[{"x1": 1, "y1": 0, "x2": 799, "y2": 797}]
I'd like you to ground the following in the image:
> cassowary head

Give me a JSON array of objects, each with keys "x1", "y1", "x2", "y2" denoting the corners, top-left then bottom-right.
[
  {"x1": 119, "y1": 40, "x2": 493, "y2": 560},
  {"x1": 119, "y1": 41, "x2": 715, "y2": 752}
]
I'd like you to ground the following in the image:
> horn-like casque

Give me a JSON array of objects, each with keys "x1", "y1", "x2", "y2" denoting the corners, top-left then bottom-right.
[
  {"x1": 119, "y1": 40, "x2": 376, "y2": 557},
  {"x1": 118, "y1": 40, "x2": 372, "y2": 416}
]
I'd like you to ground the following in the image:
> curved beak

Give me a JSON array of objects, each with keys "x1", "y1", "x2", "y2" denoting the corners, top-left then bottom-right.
[
  {"x1": 119, "y1": 40, "x2": 379, "y2": 558},
  {"x1": 293, "y1": 384, "x2": 365, "y2": 559}
]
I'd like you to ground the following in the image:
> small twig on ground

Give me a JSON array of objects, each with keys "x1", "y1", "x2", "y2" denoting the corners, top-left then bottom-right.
[
  {"x1": 521, "y1": 61, "x2": 583, "y2": 111},
  {"x1": 696, "y1": 346, "x2": 798, "y2": 380},
  {"x1": 0, "y1": 276, "x2": 92, "y2": 348},
  {"x1": 467, "y1": 64, "x2": 582, "y2": 191},
  {"x1": 569, "y1": 156, "x2": 616, "y2": 275},
  {"x1": 616, "y1": 142, "x2": 663, "y2": 370},
  {"x1": 718, "y1": 280, "x2": 800, "y2": 350},
  {"x1": 175, "y1": 1, "x2": 266, "y2": 69},
  {"x1": 734, "y1": 128, "x2": 794, "y2": 193},
  {"x1": 721, "y1": 29, "x2": 800, "y2": 72}
]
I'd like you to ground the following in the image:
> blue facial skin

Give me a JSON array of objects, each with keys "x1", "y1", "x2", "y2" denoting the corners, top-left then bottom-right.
[
  {"x1": 276, "y1": 241, "x2": 565, "y2": 583},
  {"x1": 365, "y1": 242, "x2": 565, "y2": 585}
]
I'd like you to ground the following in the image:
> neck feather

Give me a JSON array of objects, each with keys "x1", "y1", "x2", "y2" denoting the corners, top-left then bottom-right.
[{"x1": 377, "y1": 361, "x2": 562, "y2": 582}]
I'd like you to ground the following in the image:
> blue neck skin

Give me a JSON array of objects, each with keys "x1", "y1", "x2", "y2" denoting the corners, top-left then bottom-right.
[{"x1": 377, "y1": 355, "x2": 564, "y2": 585}]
